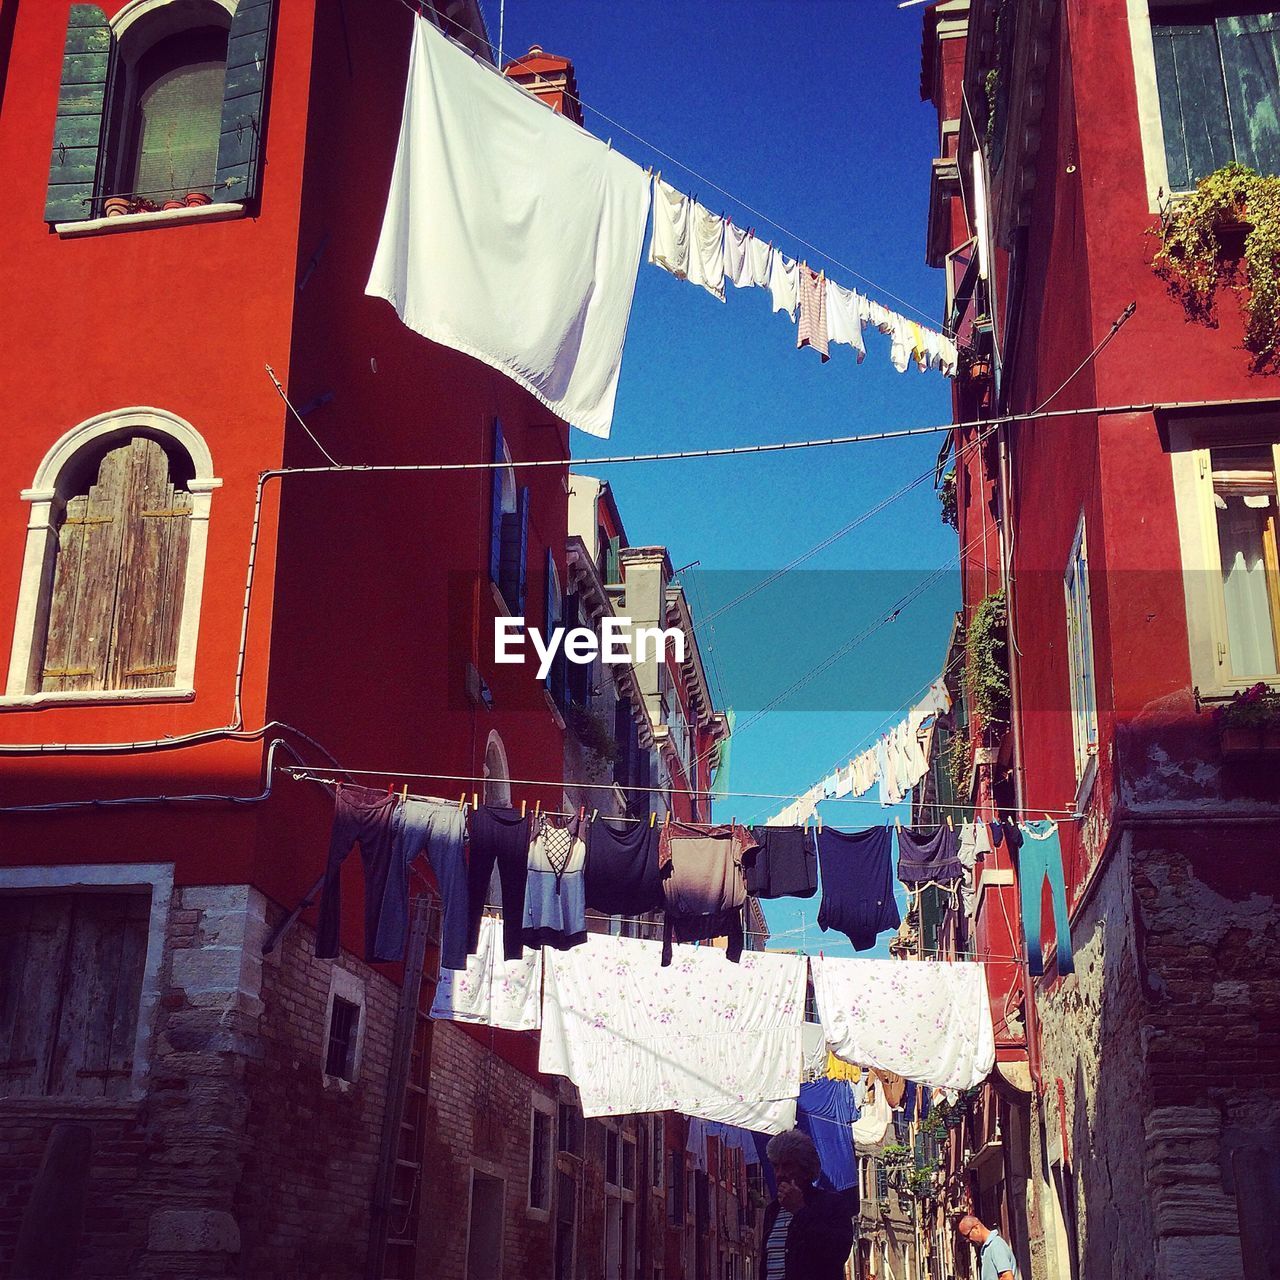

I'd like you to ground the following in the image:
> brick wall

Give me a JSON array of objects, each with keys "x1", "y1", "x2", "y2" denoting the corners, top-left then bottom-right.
[
  {"x1": 0, "y1": 883, "x2": 399, "y2": 1280},
  {"x1": 235, "y1": 898, "x2": 398, "y2": 1279}
]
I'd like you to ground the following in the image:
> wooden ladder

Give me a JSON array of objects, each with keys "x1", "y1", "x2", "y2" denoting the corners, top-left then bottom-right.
[{"x1": 366, "y1": 894, "x2": 438, "y2": 1280}]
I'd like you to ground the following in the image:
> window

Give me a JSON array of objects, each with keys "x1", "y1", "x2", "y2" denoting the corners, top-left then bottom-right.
[
  {"x1": 1063, "y1": 517, "x2": 1099, "y2": 784},
  {"x1": 42, "y1": 436, "x2": 192, "y2": 694},
  {"x1": 45, "y1": 0, "x2": 274, "y2": 225},
  {"x1": 623, "y1": 1131, "x2": 637, "y2": 1192},
  {"x1": 651, "y1": 1114, "x2": 664, "y2": 1189},
  {"x1": 1169, "y1": 420, "x2": 1280, "y2": 694},
  {"x1": 558, "y1": 1100, "x2": 584, "y2": 1157},
  {"x1": 530, "y1": 1104, "x2": 553, "y2": 1212},
  {"x1": 1211, "y1": 444, "x2": 1280, "y2": 675},
  {"x1": 1151, "y1": 8, "x2": 1280, "y2": 193},
  {"x1": 322, "y1": 967, "x2": 366, "y2": 1084},
  {"x1": 119, "y1": 25, "x2": 229, "y2": 204},
  {"x1": 6, "y1": 410, "x2": 219, "y2": 705},
  {"x1": 489, "y1": 421, "x2": 529, "y2": 616},
  {"x1": 324, "y1": 996, "x2": 360, "y2": 1080},
  {"x1": 606, "y1": 1124, "x2": 621, "y2": 1189},
  {"x1": 0, "y1": 891, "x2": 150, "y2": 1099},
  {"x1": 667, "y1": 1152, "x2": 685, "y2": 1226}
]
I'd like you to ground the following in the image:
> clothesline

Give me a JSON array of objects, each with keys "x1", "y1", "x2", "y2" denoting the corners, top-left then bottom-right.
[
  {"x1": 398, "y1": 0, "x2": 955, "y2": 336},
  {"x1": 281, "y1": 764, "x2": 1081, "y2": 817}
]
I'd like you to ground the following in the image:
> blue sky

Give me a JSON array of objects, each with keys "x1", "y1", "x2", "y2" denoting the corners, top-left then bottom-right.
[{"x1": 494, "y1": 1, "x2": 959, "y2": 955}]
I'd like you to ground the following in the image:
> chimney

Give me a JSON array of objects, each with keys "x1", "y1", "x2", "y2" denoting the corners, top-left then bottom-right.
[{"x1": 503, "y1": 45, "x2": 583, "y2": 126}]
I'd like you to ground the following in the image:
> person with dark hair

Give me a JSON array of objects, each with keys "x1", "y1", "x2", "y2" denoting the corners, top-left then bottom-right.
[{"x1": 760, "y1": 1129, "x2": 855, "y2": 1280}]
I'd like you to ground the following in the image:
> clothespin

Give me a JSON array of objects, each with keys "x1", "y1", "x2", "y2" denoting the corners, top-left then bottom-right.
[
  {"x1": 591, "y1": 808, "x2": 598, "y2": 823},
  {"x1": 895, "y1": 817, "x2": 902, "y2": 833},
  {"x1": 664, "y1": 811, "x2": 671, "y2": 829},
  {"x1": 472, "y1": 792, "x2": 479, "y2": 811},
  {"x1": 535, "y1": 799, "x2": 541, "y2": 818},
  {"x1": 457, "y1": 793, "x2": 466, "y2": 811},
  {"x1": 387, "y1": 781, "x2": 395, "y2": 796},
  {"x1": 649, "y1": 811, "x2": 656, "y2": 828},
  {"x1": 578, "y1": 805, "x2": 586, "y2": 822},
  {"x1": 401, "y1": 784, "x2": 409, "y2": 801},
  {"x1": 946, "y1": 814, "x2": 954, "y2": 830},
  {"x1": 521, "y1": 799, "x2": 527, "y2": 819}
]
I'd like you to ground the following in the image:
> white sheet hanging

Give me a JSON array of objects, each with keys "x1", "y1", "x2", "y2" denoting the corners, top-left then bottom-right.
[
  {"x1": 430, "y1": 914, "x2": 542, "y2": 1031},
  {"x1": 366, "y1": 16, "x2": 651, "y2": 439},
  {"x1": 813, "y1": 956, "x2": 995, "y2": 1090},
  {"x1": 850, "y1": 1080, "x2": 892, "y2": 1147},
  {"x1": 539, "y1": 934, "x2": 806, "y2": 1131},
  {"x1": 769, "y1": 250, "x2": 799, "y2": 319}
]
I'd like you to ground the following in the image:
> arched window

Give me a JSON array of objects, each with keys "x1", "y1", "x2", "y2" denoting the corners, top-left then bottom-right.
[
  {"x1": 5, "y1": 409, "x2": 220, "y2": 705},
  {"x1": 122, "y1": 25, "x2": 230, "y2": 204}
]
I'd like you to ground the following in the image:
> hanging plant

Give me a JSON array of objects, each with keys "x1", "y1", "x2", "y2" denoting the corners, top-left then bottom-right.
[
  {"x1": 939, "y1": 468, "x2": 958, "y2": 531},
  {"x1": 945, "y1": 730, "x2": 972, "y2": 801},
  {"x1": 907, "y1": 1163, "x2": 939, "y2": 1199},
  {"x1": 566, "y1": 704, "x2": 618, "y2": 765},
  {"x1": 965, "y1": 591, "x2": 1010, "y2": 736},
  {"x1": 1152, "y1": 162, "x2": 1280, "y2": 368}
]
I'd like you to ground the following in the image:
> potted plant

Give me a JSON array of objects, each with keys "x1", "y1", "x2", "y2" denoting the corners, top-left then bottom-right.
[
  {"x1": 185, "y1": 190, "x2": 212, "y2": 208},
  {"x1": 1218, "y1": 682, "x2": 1280, "y2": 755},
  {"x1": 103, "y1": 195, "x2": 130, "y2": 217}
]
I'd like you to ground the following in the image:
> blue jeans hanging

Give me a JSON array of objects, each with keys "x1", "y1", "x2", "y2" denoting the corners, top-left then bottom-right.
[{"x1": 1017, "y1": 820, "x2": 1074, "y2": 977}]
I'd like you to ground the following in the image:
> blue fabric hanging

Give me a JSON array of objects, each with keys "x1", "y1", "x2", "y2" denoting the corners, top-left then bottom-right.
[{"x1": 796, "y1": 1079, "x2": 858, "y2": 1192}]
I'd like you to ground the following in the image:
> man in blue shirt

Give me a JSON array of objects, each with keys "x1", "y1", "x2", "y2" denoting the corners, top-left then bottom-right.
[{"x1": 957, "y1": 1215, "x2": 1020, "y2": 1280}]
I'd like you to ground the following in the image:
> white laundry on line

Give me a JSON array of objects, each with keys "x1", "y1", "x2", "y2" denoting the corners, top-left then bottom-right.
[
  {"x1": 366, "y1": 15, "x2": 651, "y2": 439},
  {"x1": 813, "y1": 955, "x2": 996, "y2": 1091},
  {"x1": 430, "y1": 914, "x2": 542, "y2": 1031},
  {"x1": 539, "y1": 933, "x2": 807, "y2": 1133}
]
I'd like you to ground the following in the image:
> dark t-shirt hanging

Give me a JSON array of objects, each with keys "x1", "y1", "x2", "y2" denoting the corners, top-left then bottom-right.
[
  {"x1": 746, "y1": 825, "x2": 819, "y2": 900},
  {"x1": 816, "y1": 826, "x2": 899, "y2": 952},
  {"x1": 585, "y1": 818, "x2": 663, "y2": 916}
]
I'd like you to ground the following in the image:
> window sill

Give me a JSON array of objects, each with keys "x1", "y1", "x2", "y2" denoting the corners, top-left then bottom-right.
[
  {"x1": 54, "y1": 201, "x2": 246, "y2": 239},
  {"x1": 0, "y1": 687, "x2": 195, "y2": 711}
]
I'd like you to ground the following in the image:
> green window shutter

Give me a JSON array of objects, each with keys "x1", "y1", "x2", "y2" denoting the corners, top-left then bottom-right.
[
  {"x1": 45, "y1": 5, "x2": 112, "y2": 223},
  {"x1": 605, "y1": 535, "x2": 621, "y2": 586},
  {"x1": 1218, "y1": 13, "x2": 1280, "y2": 178},
  {"x1": 1151, "y1": 20, "x2": 1234, "y2": 191},
  {"x1": 213, "y1": 0, "x2": 274, "y2": 204}
]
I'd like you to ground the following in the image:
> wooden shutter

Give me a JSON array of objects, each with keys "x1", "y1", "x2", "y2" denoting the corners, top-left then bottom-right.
[
  {"x1": 499, "y1": 487, "x2": 530, "y2": 615},
  {"x1": 1218, "y1": 13, "x2": 1280, "y2": 178},
  {"x1": 1151, "y1": 20, "x2": 1234, "y2": 191},
  {"x1": 544, "y1": 548, "x2": 567, "y2": 710},
  {"x1": 212, "y1": 0, "x2": 274, "y2": 204},
  {"x1": 605, "y1": 535, "x2": 621, "y2": 586},
  {"x1": 614, "y1": 697, "x2": 633, "y2": 790},
  {"x1": 45, "y1": 5, "x2": 112, "y2": 223},
  {"x1": 0, "y1": 893, "x2": 149, "y2": 1100},
  {"x1": 41, "y1": 443, "x2": 132, "y2": 692},
  {"x1": 40, "y1": 437, "x2": 190, "y2": 693},
  {"x1": 109, "y1": 438, "x2": 192, "y2": 690},
  {"x1": 489, "y1": 420, "x2": 505, "y2": 587}
]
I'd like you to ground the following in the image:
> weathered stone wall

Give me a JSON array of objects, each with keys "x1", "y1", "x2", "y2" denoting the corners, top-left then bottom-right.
[
  {"x1": 1037, "y1": 832, "x2": 1156, "y2": 1280},
  {"x1": 1038, "y1": 824, "x2": 1280, "y2": 1280},
  {"x1": 0, "y1": 884, "x2": 398, "y2": 1280}
]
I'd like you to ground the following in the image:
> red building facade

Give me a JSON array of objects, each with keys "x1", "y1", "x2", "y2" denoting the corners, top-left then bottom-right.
[
  {"x1": 0, "y1": 1, "x2": 570, "y2": 1275},
  {"x1": 920, "y1": 2, "x2": 1280, "y2": 1278}
]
